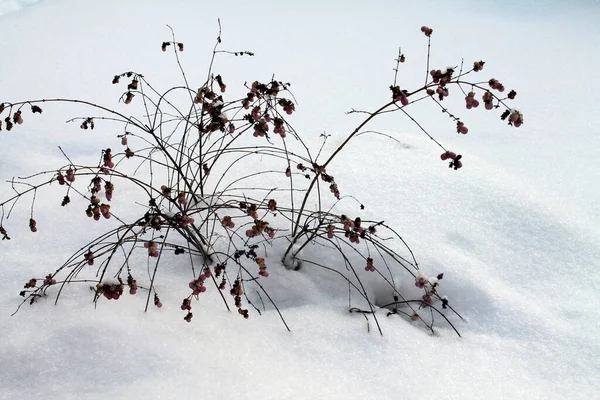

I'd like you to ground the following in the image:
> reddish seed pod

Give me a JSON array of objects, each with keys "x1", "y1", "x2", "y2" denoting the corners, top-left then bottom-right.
[{"x1": 420, "y1": 26, "x2": 433, "y2": 37}]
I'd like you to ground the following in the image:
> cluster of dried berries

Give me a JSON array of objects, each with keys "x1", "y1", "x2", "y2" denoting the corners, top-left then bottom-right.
[
  {"x1": 241, "y1": 81, "x2": 296, "y2": 137},
  {"x1": 84, "y1": 196, "x2": 111, "y2": 220},
  {"x1": 13, "y1": 110, "x2": 23, "y2": 124},
  {"x1": 430, "y1": 67, "x2": 454, "y2": 86},
  {"x1": 66, "y1": 168, "x2": 76, "y2": 183},
  {"x1": 154, "y1": 293, "x2": 163, "y2": 308},
  {"x1": 124, "y1": 92, "x2": 134, "y2": 104},
  {"x1": 233, "y1": 245, "x2": 258, "y2": 261},
  {"x1": 149, "y1": 215, "x2": 162, "y2": 230},
  {"x1": 506, "y1": 110, "x2": 524, "y2": 127},
  {"x1": 422, "y1": 293, "x2": 432, "y2": 305},
  {"x1": 188, "y1": 267, "x2": 211, "y2": 295},
  {"x1": 99, "y1": 204, "x2": 111, "y2": 219},
  {"x1": 160, "y1": 185, "x2": 171, "y2": 197},
  {"x1": 326, "y1": 224, "x2": 335, "y2": 239},
  {"x1": 415, "y1": 273, "x2": 429, "y2": 288},
  {"x1": 84, "y1": 250, "x2": 94, "y2": 265},
  {"x1": 59, "y1": 194, "x2": 70, "y2": 207},
  {"x1": 214, "y1": 263, "x2": 226, "y2": 278},
  {"x1": 181, "y1": 297, "x2": 192, "y2": 314},
  {"x1": 179, "y1": 214, "x2": 194, "y2": 227},
  {"x1": 273, "y1": 117, "x2": 286, "y2": 138},
  {"x1": 329, "y1": 182, "x2": 340, "y2": 199},
  {"x1": 267, "y1": 199, "x2": 277, "y2": 212},
  {"x1": 435, "y1": 86, "x2": 449, "y2": 100},
  {"x1": 215, "y1": 75, "x2": 226, "y2": 92},
  {"x1": 183, "y1": 311, "x2": 193, "y2": 322},
  {"x1": 240, "y1": 202, "x2": 258, "y2": 219},
  {"x1": 440, "y1": 151, "x2": 463, "y2": 170},
  {"x1": 195, "y1": 86, "x2": 218, "y2": 104},
  {"x1": 112, "y1": 72, "x2": 138, "y2": 104},
  {"x1": 144, "y1": 241, "x2": 160, "y2": 258},
  {"x1": 105, "y1": 182, "x2": 114, "y2": 201},
  {"x1": 277, "y1": 98, "x2": 295, "y2": 115},
  {"x1": 473, "y1": 60, "x2": 485, "y2": 72},
  {"x1": 230, "y1": 279, "x2": 249, "y2": 319},
  {"x1": 0, "y1": 103, "x2": 42, "y2": 131},
  {"x1": 465, "y1": 91, "x2": 480, "y2": 109},
  {"x1": 421, "y1": 25, "x2": 433, "y2": 37},
  {"x1": 488, "y1": 78, "x2": 505, "y2": 92},
  {"x1": 245, "y1": 220, "x2": 275, "y2": 239},
  {"x1": 2, "y1": 117, "x2": 12, "y2": 131},
  {"x1": 43, "y1": 274, "x2": 57, "y2": 286},
  {"x1": 127, "y1": 274, "x2": 138, "y2": 295},
  {"x1": 202, "y1": 96, "x2": 229, "y2": 133},
  {"x1": 364, "y1": 257, "x2": 375, "y2": 272},
  {"x1": 160, "y1": 41, "x2": 184, "y2": 52},
  {"x1": 390, "y1": 85, "x2": 409, "y2": 106},
  {"x1": 482, "y1": 91, "x2": 495, "y2": 110},
  {"x1": 251, "y1": 80, "x2": 281, "y2": 97},
  {"x1": 24, "y1": 278, "x2": 37, "y2": 289},
  {"x1": 256, "y1": 257, "x2": 269, "y2": 277},
  {"x1": 103, "y1": 148, "x2": 115, "y2": 169},
  {"x1": 221, "y1": 216, "x2": 235, "y2": 229},
  {"x1": 253, "y1": 118, "x2": 269, "y2": 137},
  {"x1": 414, "y1": 273, "x2": 445, "y2": 307},
  {"x1": 29, "y1": 218, "x2": 37, "y2": 233},
  {"x1": 456, "y1": 121, "x2": 468, "y2": 135},
  {"x1": 90, "y1": 177, "x2": 102, "y2": 195},
  {"x1": 250, "y1": 106, "x2": 261, "y2": 121},
  {"x1": 127, "y1": 78, "x2": 138, "y2": 91},
  {"x1": 96, "y1": 281, "x2": 124, "y2": 300},
  {"x1": 338, "y1": 216, "x2": 370, "y2": 244},
  {"x1": 0, "y1": 226, "x2": 9, "y2": 240},
  {"x1": 80, "y1": 117, "x2": 94, "y2": 130}
]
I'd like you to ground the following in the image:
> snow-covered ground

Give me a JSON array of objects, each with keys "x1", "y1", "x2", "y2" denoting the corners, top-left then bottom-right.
[{"x1": 1, "y1": 1, "x2": 599, "y2": 399}]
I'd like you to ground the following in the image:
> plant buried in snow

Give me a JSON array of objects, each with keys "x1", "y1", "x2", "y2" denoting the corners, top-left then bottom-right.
[{"x1": 1, "y1": 25, "x2": 523, "y2": 336}]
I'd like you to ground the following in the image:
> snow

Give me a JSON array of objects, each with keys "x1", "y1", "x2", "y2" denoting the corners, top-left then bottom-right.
[
  {"x1": 1, "y1": 1, "x2": 600, "y2": 399},
  {"x1": 0, "y1": 0, "x2": 42, "y2": 17}
]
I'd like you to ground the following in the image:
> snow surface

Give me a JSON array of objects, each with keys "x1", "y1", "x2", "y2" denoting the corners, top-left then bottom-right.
[
  {"x1": 0, "y1": 0, "x2": 42, "y2": 17},
  {"x1": 1, "y1": 1, "x2": 600, "y2": 399}
]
